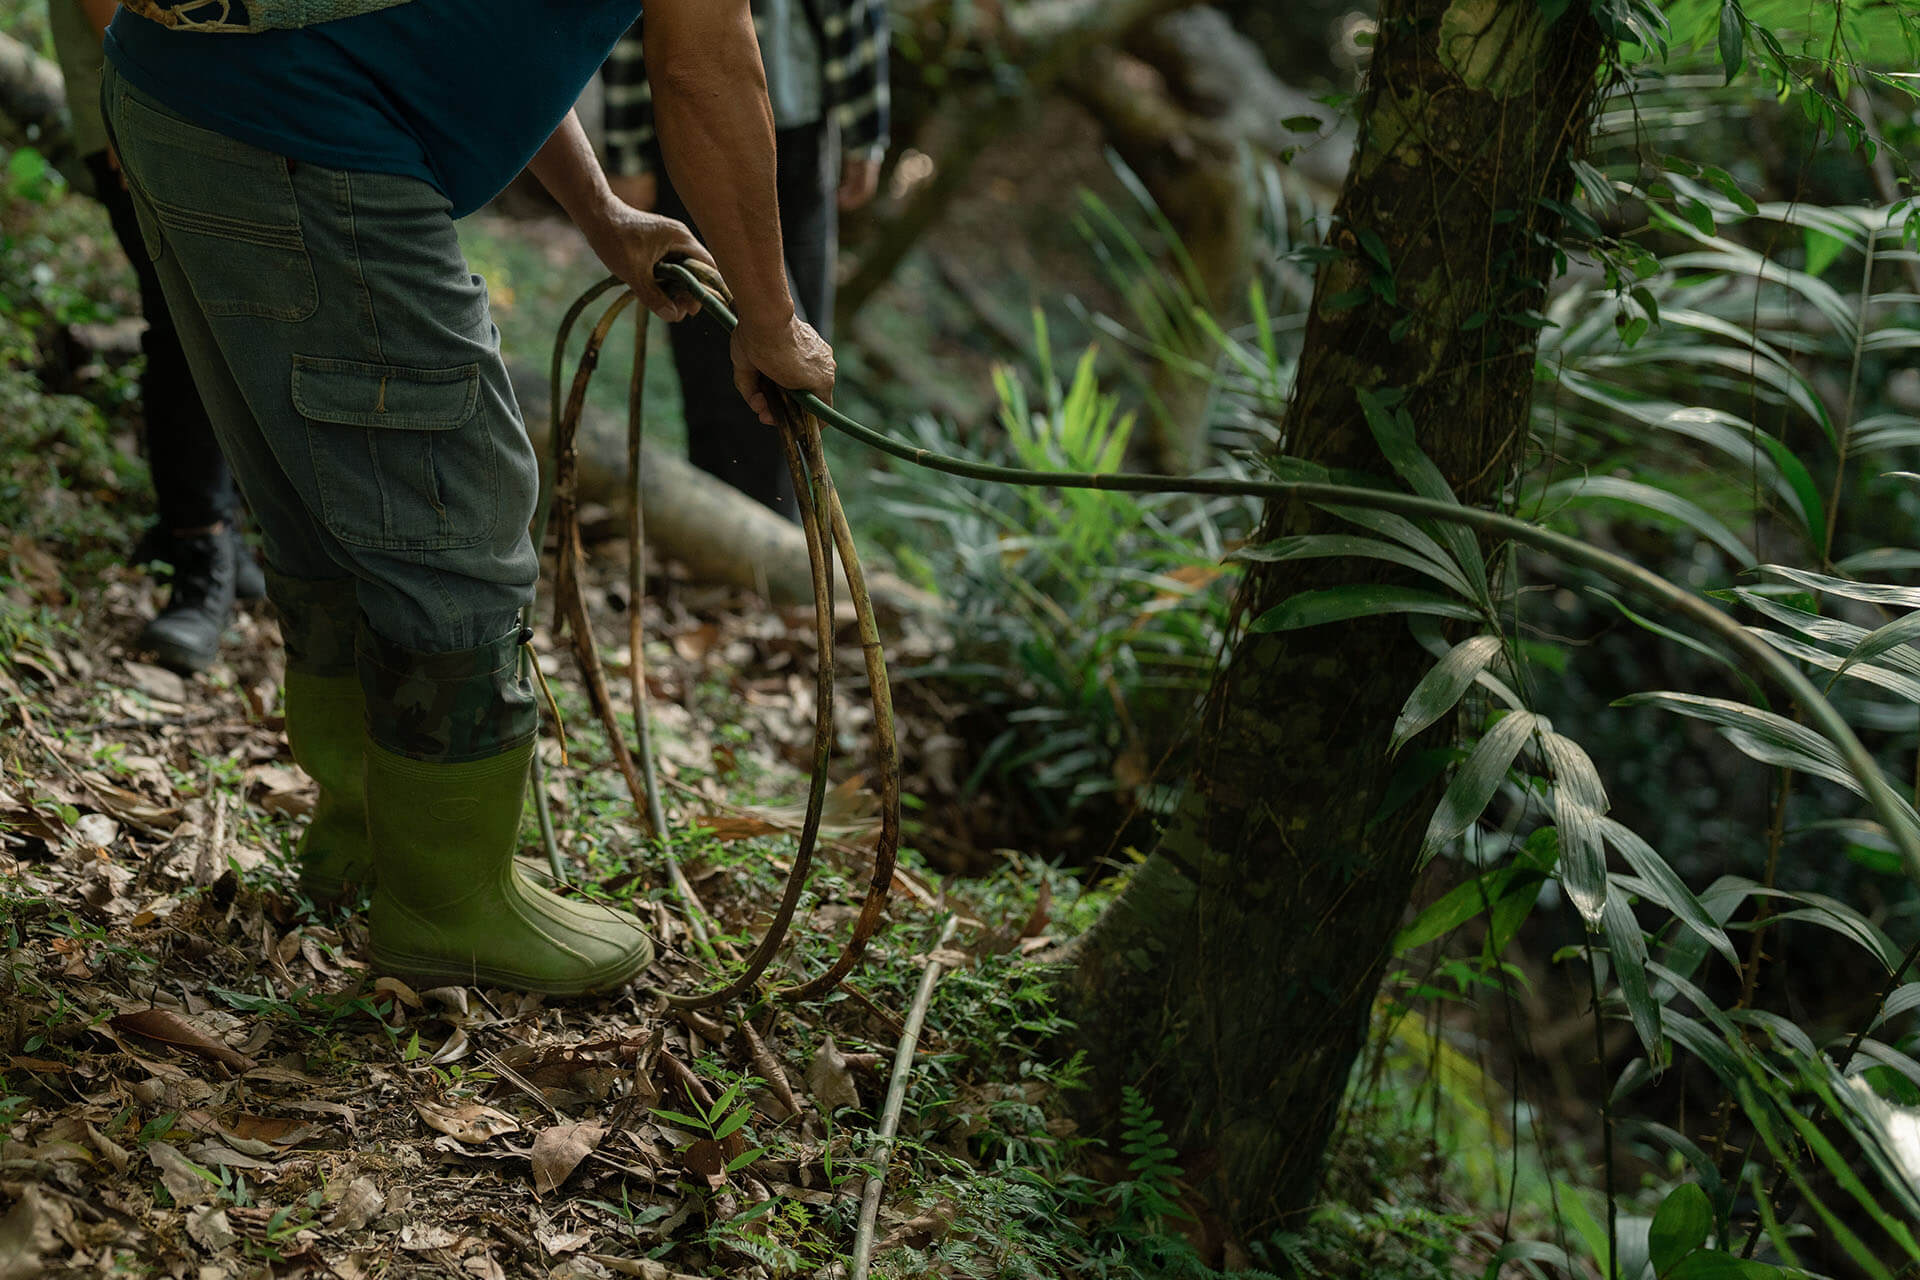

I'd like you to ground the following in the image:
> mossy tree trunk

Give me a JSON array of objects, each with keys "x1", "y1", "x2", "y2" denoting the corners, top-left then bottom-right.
[{"x1": 1070, "y1": 0, "x2": 1608, "y2": 1234}]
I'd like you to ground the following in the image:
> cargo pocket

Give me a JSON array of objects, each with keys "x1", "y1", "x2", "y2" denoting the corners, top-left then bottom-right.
[
  {"x1": 295, "y1": 356, "x2": 497, "y2": 552},
  {"x1": 114, "y1": 88, "x2": 318, "y2": 322}
]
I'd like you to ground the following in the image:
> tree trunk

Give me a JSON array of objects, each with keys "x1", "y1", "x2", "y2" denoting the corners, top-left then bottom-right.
[
  {"x1": 1069, "y1": 0, "x2": 1607, "y2": 1235},
  {"x1": 834, "y1": 0, "x2": 1198, "y2": 332}
]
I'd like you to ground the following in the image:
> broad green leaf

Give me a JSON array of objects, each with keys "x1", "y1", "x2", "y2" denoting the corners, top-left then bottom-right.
[
  {"x1": 1849, "y1": 1038, "x2": 1920, "y2": 1091},
  {"x1": 1840, "y1": 610, "x2": 1920, "y2": 679},
  {"x1": 1599, "y1": 818, "x2": 1739, "y2": 967},
  {"x1": 1248, "y1": 585, "x2": 1481, "y2": 633},
  {"x1": 1555, "y1": 1185, "x2": 1614, "y2": 1277},
  {"x1": 1724, "y1": 1008, "x2": 1816, "y2": 1058},
  {"x1": 1480, "y1": 1240, "x2": 1574, "y2": 1280},
  {"x1": 1604, "y1": 893, "x2": 1663, "y2": 1060},
  {"x1": 1422, "y1": 711, "x2": 1537, "y2": 857},
  {"x1": 1723, "y1": 880, "x2": 1902, "y2": 970},
  {"x1": 1736, "y1": 590, "x2": 1920, "y2": 680},
  {"x1": 1319, "y1": 504, "x2": 1463, "y2": 584},
  {"x1": 1805, "y1": 225, "x2": 1850, "y2": 278},
  {"x1": 1650, "y1": 1182, "x2": 1714, "y2": 1275},
  {"x1": 724, "y1": 1144, "x2": 768, "y2": 1173},
  {"x1": 651, "y1": 1108, "x2": 709, "y2": 1130},
  {"x1": 1540, "y1": 729, "x2": 1607, "y2": 812},
  {"x1": 1756, "y1": 563, "x2": 1920, "y2": 610},
  {"x1": 1355, "y1": 389, "x2": 1491, "y2": 605},
  {"x1": 1750, "y1": 629, "x2": 1920, "y2": 704},
  {"x1": 1546, "y1": 735, "x2": 1609, "y2": 926},
  {"x1": 1871, "y1": 982, "x2": 1920, "y2": 1030},
  {"x1": 1716, "y1": 0, "x2": 1744, "y2": 83},
  {"x1": 1390, "y1": 634, "x2": 1505, "y2": 755},
  {"x1": 1393, "y1": 865, "x2": 1516, "y2": 954},
  {"x1": 1542, "y1": 475, "x2": 1752, "y2": 564},
  {"x1": 1617, "y1": 692, "x2": 1848, "y2": 780},
  {"x1": 1665, "y1": 1011, "x2": 1743, "y2": 1086},
  {"x1": 1665, "y1": 1252, "x2": 1781, "y2": 1279},
  {"x1": 1233, "y1": 534, "x2": 1473, "y2": 598}
]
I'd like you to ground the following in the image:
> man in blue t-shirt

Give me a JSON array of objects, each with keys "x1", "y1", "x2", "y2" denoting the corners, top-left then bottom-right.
[{"x1": 101, "y1": 0, "x2": 831, "y2": 997}]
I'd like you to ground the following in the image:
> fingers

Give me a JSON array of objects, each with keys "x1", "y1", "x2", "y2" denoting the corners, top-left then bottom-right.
[
  {"x1": 640, "y1": 284, "x2": 689, "y2": 323},
  {"x1": 733, "y1": 353, "x2": 776, "y2": 426}
]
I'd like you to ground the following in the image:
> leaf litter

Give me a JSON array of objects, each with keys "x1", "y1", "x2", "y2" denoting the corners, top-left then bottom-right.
[{"x1": 0, "y1": 527, "x2": 1060, "y2": 1277}]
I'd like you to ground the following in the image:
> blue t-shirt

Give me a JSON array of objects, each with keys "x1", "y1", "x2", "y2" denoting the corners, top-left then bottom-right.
[{"x1": 106, "y1": 0, "x2": 642, "y2": 219}]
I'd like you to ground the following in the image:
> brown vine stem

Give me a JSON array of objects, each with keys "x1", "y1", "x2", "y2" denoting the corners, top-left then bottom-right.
[
  {"x1": 661, "y1": 365, "x2": 840, "y2": 1011},
  {"x1": 624, "y1": 309, "x2": 714, "y2": 954},
  {"x1": 553, "y1": 293, "x2": 657, "y2": 838},
  {"x1": 777, "y1": 421, "x2": 903, "y2": 1002}
]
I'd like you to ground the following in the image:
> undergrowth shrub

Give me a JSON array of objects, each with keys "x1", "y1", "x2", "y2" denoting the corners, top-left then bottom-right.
[{"x1": 879, "y1": 327, "x2": 1257, "y2": 851}]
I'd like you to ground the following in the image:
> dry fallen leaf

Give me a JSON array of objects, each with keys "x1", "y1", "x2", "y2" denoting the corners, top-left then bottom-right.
[
  {"x1": 589, "y1": 1255, "x2": 706, "y2": 1279},
  {"x1": 72, "y1": 812, "x2": 119, "y2": 849},
  {"x1": 110, "y1": 1008, "x2": 256, "y2": 1073},
  {"x1": 0, "y1": 1185, "x2": 72, "y2": 1280},
  {"x1": 147, "y1": 1142, "x2": 217, "y2": 1206},
  {"x1": 681, "y1": 1137, "x2": 729, "y2": 1191},
  {"x1": 186, "y1": 1206, "x2": 239, "y2": 1252},
  {"x1": 327, "y1": 1176, "x2": 385, "y2": 1232},
  {"x1": 398, "y1": 1222, "x2": 465, "y2": 1252},
  {"x1": 463, "y1": 1254, "x2": 508, "y2": 1280},
  {"x1": 374, "y1": 976, "x2": 423, "y2": 1009},
  {"x1": 122, "y1": 659, "x2": 188, "y2": 706},
  {"x1": 414, "y1": 1099, "x2": 521, "y2": 1144},
  {"x1": 531, "y1": 1122, "x2": 607, "y2": 1196},
  {"x1": 692, "y1": 775, "x2": 879, "y2": 843},
  {"x1": 80, "y1": 776, "x2": 181, "y2": 831},
  {"x1": 535, "y1": 1227, "x2": 594, "y2": 1256},
  {"x1": 806, "y1": 1036, "x2": 861, "y2": 1114},
  {"x1": 222, "y1": 1114, "x2": 319, "y2": 1149}
]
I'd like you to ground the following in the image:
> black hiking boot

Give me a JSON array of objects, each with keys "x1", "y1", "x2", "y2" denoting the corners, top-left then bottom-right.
[
  {"x1": 134, "y1": 522, "x2": 265, "y2": 600},
  {"x1": 139, "y1": 530, "x2": 240, "y2": 674}
]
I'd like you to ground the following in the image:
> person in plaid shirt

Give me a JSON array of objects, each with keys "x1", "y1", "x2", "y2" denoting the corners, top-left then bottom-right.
[{"x1": 602, "y1": 0, "x2": 889, "y2": 518}]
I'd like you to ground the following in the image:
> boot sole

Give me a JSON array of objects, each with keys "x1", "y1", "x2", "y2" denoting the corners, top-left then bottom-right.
[
  {"x1": 141, "y1": 630, "x2": 220, "y2": 675},
  {"x1": 369, "y1": 937, "x2": 656, "y2": 998}
]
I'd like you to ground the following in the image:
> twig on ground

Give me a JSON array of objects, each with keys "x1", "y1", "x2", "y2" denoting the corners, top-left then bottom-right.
[
  {"x1": 481, "y1": 1049, "x2": 563, "y2": 1122},
  {"x1": 736, "y1": 1014, "x2": 802, "y2": 1121},
  {"x1": 851, "y1": 914, "x2": 959, "y2": 1279}
]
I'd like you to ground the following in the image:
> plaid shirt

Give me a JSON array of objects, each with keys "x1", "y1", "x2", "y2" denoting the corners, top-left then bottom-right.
[{"x1": 602, "y1": 0, "x2": 889, "y2": 178}]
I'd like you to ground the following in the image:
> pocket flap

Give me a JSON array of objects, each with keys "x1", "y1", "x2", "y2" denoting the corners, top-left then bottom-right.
[{"x1": 292, "y1": 356, "x2": 480, "y2": 430}]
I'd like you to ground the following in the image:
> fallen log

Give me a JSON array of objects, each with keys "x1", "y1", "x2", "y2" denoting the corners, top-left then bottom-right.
[{"x1": 0, "y1": 31, "x2": 72, "y2": 167}]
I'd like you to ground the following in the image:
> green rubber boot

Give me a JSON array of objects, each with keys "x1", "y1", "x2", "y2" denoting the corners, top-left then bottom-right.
[
  {"x1": 284, "y1": 670, "x2": 373, "y2": 902},
  {"x1": 365, "y1": 740, "x2": 655, "y2": 995}
]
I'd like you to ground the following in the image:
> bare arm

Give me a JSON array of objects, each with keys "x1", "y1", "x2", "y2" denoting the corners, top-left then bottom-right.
[
  {"x1": 527, "y1": 108, "x2": 712, "y2": 322},
  {"x1": 80, "y1": 0, "x2": 118, "y2": 38},
  {"x1": 645, "y1": 0, "x2": 833, "y2": 415}
]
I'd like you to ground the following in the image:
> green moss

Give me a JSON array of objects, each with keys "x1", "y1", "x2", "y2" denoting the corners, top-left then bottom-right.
[
  {"x1": 1437, "y1": 0, "x2": 1546, "y2": 97},
  {"x1": 1358, "y1": 88, "x2": 1433, "y2": 179}
]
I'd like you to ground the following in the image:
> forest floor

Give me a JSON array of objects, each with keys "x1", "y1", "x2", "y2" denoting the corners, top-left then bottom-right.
[
  {"x1": 0, "y1": 521, "x2": 1069, "y2": 1280},
  {"x1": 0, "y1": 166, "x2": 1095, "y2": 1280}
]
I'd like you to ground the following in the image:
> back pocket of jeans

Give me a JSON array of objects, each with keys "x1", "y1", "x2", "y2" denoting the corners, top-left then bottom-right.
[
  {"x1": 294, "y1": 356, "x2": 497, "y2": 552},
  {"x1": 114, "y1": 88, "x2": 318, "y2": 322}
]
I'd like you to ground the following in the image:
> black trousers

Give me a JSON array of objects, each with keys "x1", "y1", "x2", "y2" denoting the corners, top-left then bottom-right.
[
  {"x1": 654, "y1": 122, "x2": 836, "y2": 522},
  {"x1": 85, "y1": 151, "x2": 238, "y2": 533}
]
